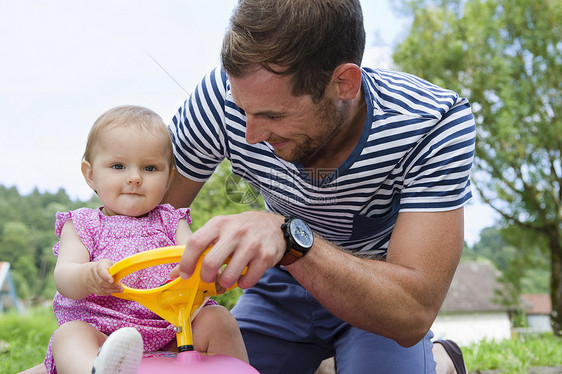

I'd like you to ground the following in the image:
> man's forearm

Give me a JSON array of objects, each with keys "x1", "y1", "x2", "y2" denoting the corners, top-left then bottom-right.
[
  {"x1": 286, "y1": 209, "x2": 464, "y2": 347},
  {"x1": 287, "y1": 241, "x2": 437, "y2": 346}
]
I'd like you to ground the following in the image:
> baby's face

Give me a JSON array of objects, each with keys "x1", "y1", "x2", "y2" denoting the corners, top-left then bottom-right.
[{"x1": 84, "y1": 125, "x2": 172, "y2": 217}]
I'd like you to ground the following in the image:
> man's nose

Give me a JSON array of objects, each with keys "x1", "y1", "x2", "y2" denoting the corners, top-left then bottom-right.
[{"x1": 245, "y1": 115, "x2": 270, "y2": 144}]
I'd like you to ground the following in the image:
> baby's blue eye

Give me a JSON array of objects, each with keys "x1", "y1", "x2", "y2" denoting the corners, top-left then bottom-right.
[
  {"x1": 145, "y1": 165, "x2": 157, "y2": 172},
  {"x1": 111, "y1": 164, "x2": 125, "y2": 170}
]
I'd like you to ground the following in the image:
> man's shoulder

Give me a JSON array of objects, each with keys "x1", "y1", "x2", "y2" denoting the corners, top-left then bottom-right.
[
  {"x1": 361, "y1": 67, "x2": 462, "y2": 119},
  {"x1": 362, "y1": 67, "x2": 451, "y2": 91}
]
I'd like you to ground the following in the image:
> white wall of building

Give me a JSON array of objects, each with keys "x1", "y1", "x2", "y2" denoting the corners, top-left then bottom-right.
[
  {"x1": 431, "y1": 312, "x2": 512, "y2": 346},
  {"x1": 527, "y1": 315, "x2": 552, "y2": 333}
]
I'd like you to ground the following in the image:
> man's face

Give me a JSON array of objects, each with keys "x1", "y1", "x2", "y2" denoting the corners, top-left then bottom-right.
[{"x1": 229, "y1": 68, "x2": 344, "y2": 163}]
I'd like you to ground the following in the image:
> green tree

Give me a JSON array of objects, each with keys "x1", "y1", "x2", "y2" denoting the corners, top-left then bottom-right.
[
  {"x1": 0, "y1": 222, "x2": 33, "y2": 263},
  {"x1": 462, "y1": 226, "x2": 550, "y2": 306},
  {"x1": 0, "y1": 186, "x2": 95, "y2": 304},
  {"x1": 393, "y1": 0, "x2": 562, "y2": 334}
]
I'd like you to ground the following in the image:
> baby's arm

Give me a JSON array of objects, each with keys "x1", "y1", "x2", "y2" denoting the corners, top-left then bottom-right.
[
  {"x1": 174, "y1": 218, "x2": 192, "y2": 246},
  {"x1": 169, "y1": 219, "x2": 192, "y2": 279},
  {"x1": 54, "y1": 220, "x2": 123, "y2": 299}
]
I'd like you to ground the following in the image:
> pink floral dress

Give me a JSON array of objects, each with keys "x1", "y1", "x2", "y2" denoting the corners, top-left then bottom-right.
[{"x1": 43, "y1": 204, "x2": 214, "y2": 373}]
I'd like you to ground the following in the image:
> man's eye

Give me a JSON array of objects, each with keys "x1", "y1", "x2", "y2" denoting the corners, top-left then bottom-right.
[
  {"x1": 144, "y1": 165, "x2": 157, "y2": 172},
  {"x1": 266, "y1": 115, "x2": 283, "y2": 121},
  {"x1": 111, "y1": 164, "x2": 125, "y2": 170}
]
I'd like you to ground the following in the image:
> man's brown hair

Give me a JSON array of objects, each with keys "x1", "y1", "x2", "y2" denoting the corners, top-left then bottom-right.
[{"x1": 221, "y1": 0, "x2": 365, "y2": 103}]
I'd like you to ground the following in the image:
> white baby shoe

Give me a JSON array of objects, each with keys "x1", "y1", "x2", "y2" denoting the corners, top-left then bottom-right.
[{"x1": 91, "y1": 327, "x2": 143, "y2": 374}]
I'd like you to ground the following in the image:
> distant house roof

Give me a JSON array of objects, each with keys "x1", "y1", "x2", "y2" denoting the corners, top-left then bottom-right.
[
  {"x1": 440, "y1": 261, "x2": 512, "y2": 313},
  {"x1": 521, "y1": 294, "x2": 551, "y2": 315}
]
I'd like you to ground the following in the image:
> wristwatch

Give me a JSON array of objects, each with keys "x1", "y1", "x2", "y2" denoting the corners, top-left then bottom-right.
[{"x1": 278, "y1": 217, "x2": 314, "y2": 266}]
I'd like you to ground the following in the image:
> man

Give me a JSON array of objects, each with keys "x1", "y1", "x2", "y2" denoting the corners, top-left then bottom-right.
[{"x1": 166, "y1": 0, "x2": 475, "y2": 372}]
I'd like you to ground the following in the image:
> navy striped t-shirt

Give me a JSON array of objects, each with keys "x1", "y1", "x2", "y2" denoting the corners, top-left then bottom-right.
[{"x1": 169, "y1": 67, "x2": 475, "y2": 256}]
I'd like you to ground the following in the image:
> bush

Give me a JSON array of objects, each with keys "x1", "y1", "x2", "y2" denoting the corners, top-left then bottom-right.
[
  {"x1": 463, "y1": 334, "x2": 562, "y2": 373},
  {"x1": 213, "y1": 288, "x2": 243, "y2": 311}
]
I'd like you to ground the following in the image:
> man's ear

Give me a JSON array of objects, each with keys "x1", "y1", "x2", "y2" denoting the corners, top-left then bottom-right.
[
  {"x1": 81, "y1": 161, "x2": 97, "y2": 192},
  {"x1": 332, "y1": 63, "x2": 363, "y2": 101}
]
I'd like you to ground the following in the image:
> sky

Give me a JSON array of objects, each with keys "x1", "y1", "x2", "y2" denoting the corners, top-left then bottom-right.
[{"x1": 0, "y1": 0, "x2": 498, "y2": 245}]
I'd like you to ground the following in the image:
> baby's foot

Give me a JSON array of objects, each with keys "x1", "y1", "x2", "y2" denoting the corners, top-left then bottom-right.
[{"x1": 92, "y1": 327, "x2": 143, "y2": 374}]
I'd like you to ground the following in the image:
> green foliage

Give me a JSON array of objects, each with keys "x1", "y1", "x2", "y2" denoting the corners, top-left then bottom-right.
[
  {"x1": 0, "y1": 186, "x2": 94, "y2": 303},
  {"x1": 213, "y1": 288, "x2": 243, "y2": 311},
  {"x1": 394, "y1": 0, "x2": 561, "y2": 226},
  {"x1": 393, "y1": 0, "x2": 562, "y2": 335},
  {"x1": 462, "y1": 334, "x2": 562, "y2": 373},
  {"x1": 462, "y1": 226, "x2": 550, "y2": 299},
  {"x1": 189, "y1": 160, "x2": 264, "y2": 231}
]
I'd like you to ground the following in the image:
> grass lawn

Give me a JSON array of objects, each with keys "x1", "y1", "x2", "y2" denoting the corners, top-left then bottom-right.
[
  {"x1": 0, "y1": 307, "x2": 57, "y2": 373},
  {"x1": 462, "y1": 333, "x2": 562, "y2": 373},
  {"x1": 2, "y1": 306, "x2": 562, "y2": 373}
]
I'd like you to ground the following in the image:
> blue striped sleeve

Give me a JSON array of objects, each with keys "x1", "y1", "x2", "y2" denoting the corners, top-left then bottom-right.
[{"x1": 169, "y1": 68, "x2": 228, "y2": 182}]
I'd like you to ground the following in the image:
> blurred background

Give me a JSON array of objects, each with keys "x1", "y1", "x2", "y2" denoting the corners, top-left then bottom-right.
[{"x1": 0, "y1": 0, "x2": 560, "y2": 372}]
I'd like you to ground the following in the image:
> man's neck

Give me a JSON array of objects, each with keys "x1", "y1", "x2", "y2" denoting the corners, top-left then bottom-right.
[{"x1": 301, "y1": 94, "x2": 367, "y2": 173}]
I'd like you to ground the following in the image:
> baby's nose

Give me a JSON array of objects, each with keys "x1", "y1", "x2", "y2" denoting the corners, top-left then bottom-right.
[{"x1": 127, "y1": 171, "x2": 142, "y2": 184}]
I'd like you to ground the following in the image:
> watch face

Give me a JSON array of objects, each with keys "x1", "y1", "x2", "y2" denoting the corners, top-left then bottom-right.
[{"x1": 290, "y1": 219, "x2": 313, "y2": 249}]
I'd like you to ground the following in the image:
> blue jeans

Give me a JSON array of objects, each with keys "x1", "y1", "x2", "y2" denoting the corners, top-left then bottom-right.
[{"x1": 231, "y1": 267, "x2": 437, "y2": 374}]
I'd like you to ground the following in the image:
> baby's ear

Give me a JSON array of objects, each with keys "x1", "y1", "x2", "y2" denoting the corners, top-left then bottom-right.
[
  {"x1": 167, "y1": 167, "x2": 176, "y2": 189},
  {"x1": 81, "y1": 161, "x2": 97, "y2": 192}
]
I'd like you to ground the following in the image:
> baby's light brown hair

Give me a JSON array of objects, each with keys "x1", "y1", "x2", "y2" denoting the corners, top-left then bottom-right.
[{"x1": 83, "y1": 105, "x2": 175, "y2": 173}]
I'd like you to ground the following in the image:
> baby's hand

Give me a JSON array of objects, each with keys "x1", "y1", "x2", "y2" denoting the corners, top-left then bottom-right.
[{"x1": 85, "y1": 259, "x2": 124, "y2": 296}]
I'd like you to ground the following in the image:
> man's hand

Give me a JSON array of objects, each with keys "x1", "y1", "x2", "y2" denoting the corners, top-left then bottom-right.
[{"x1": 176, "y1": 211, "x2": 286, "y2": 290}]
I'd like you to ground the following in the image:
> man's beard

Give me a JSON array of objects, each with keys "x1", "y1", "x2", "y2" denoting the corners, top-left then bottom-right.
[{"x1": 274, "y1": 97, "x2": 346, "y2": 164}]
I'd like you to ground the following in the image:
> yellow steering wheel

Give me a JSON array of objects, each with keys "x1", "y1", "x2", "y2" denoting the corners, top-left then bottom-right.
[{"x1": 108, "y1": 246, "x2": 237, "y2": 352}]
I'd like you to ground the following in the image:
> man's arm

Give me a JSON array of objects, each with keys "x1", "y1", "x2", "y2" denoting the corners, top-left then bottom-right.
[
  {"x1": 176, "y1": 206, "x2": 464, "y2": 347},
  {"x1": 288, "y1": 208, "x2": 464, "y2": 347},
  {"x1": 164, "y1": 171, "x2": 206, "y2": 208},
  {"x1": 166, "y1": 150, "x2": 465, "y2": 347}
]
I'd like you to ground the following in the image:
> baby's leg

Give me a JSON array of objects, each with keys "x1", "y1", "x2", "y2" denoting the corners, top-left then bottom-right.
[
  {"x1": 17, "y1": 363, "x2": 47, "y2": 374},
  {"x1": 51, "y1": 320, "x2": 107, "y2": 374},
  {"x1": 192, "y1": 305, "x2": 249, "y2": 363}
]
